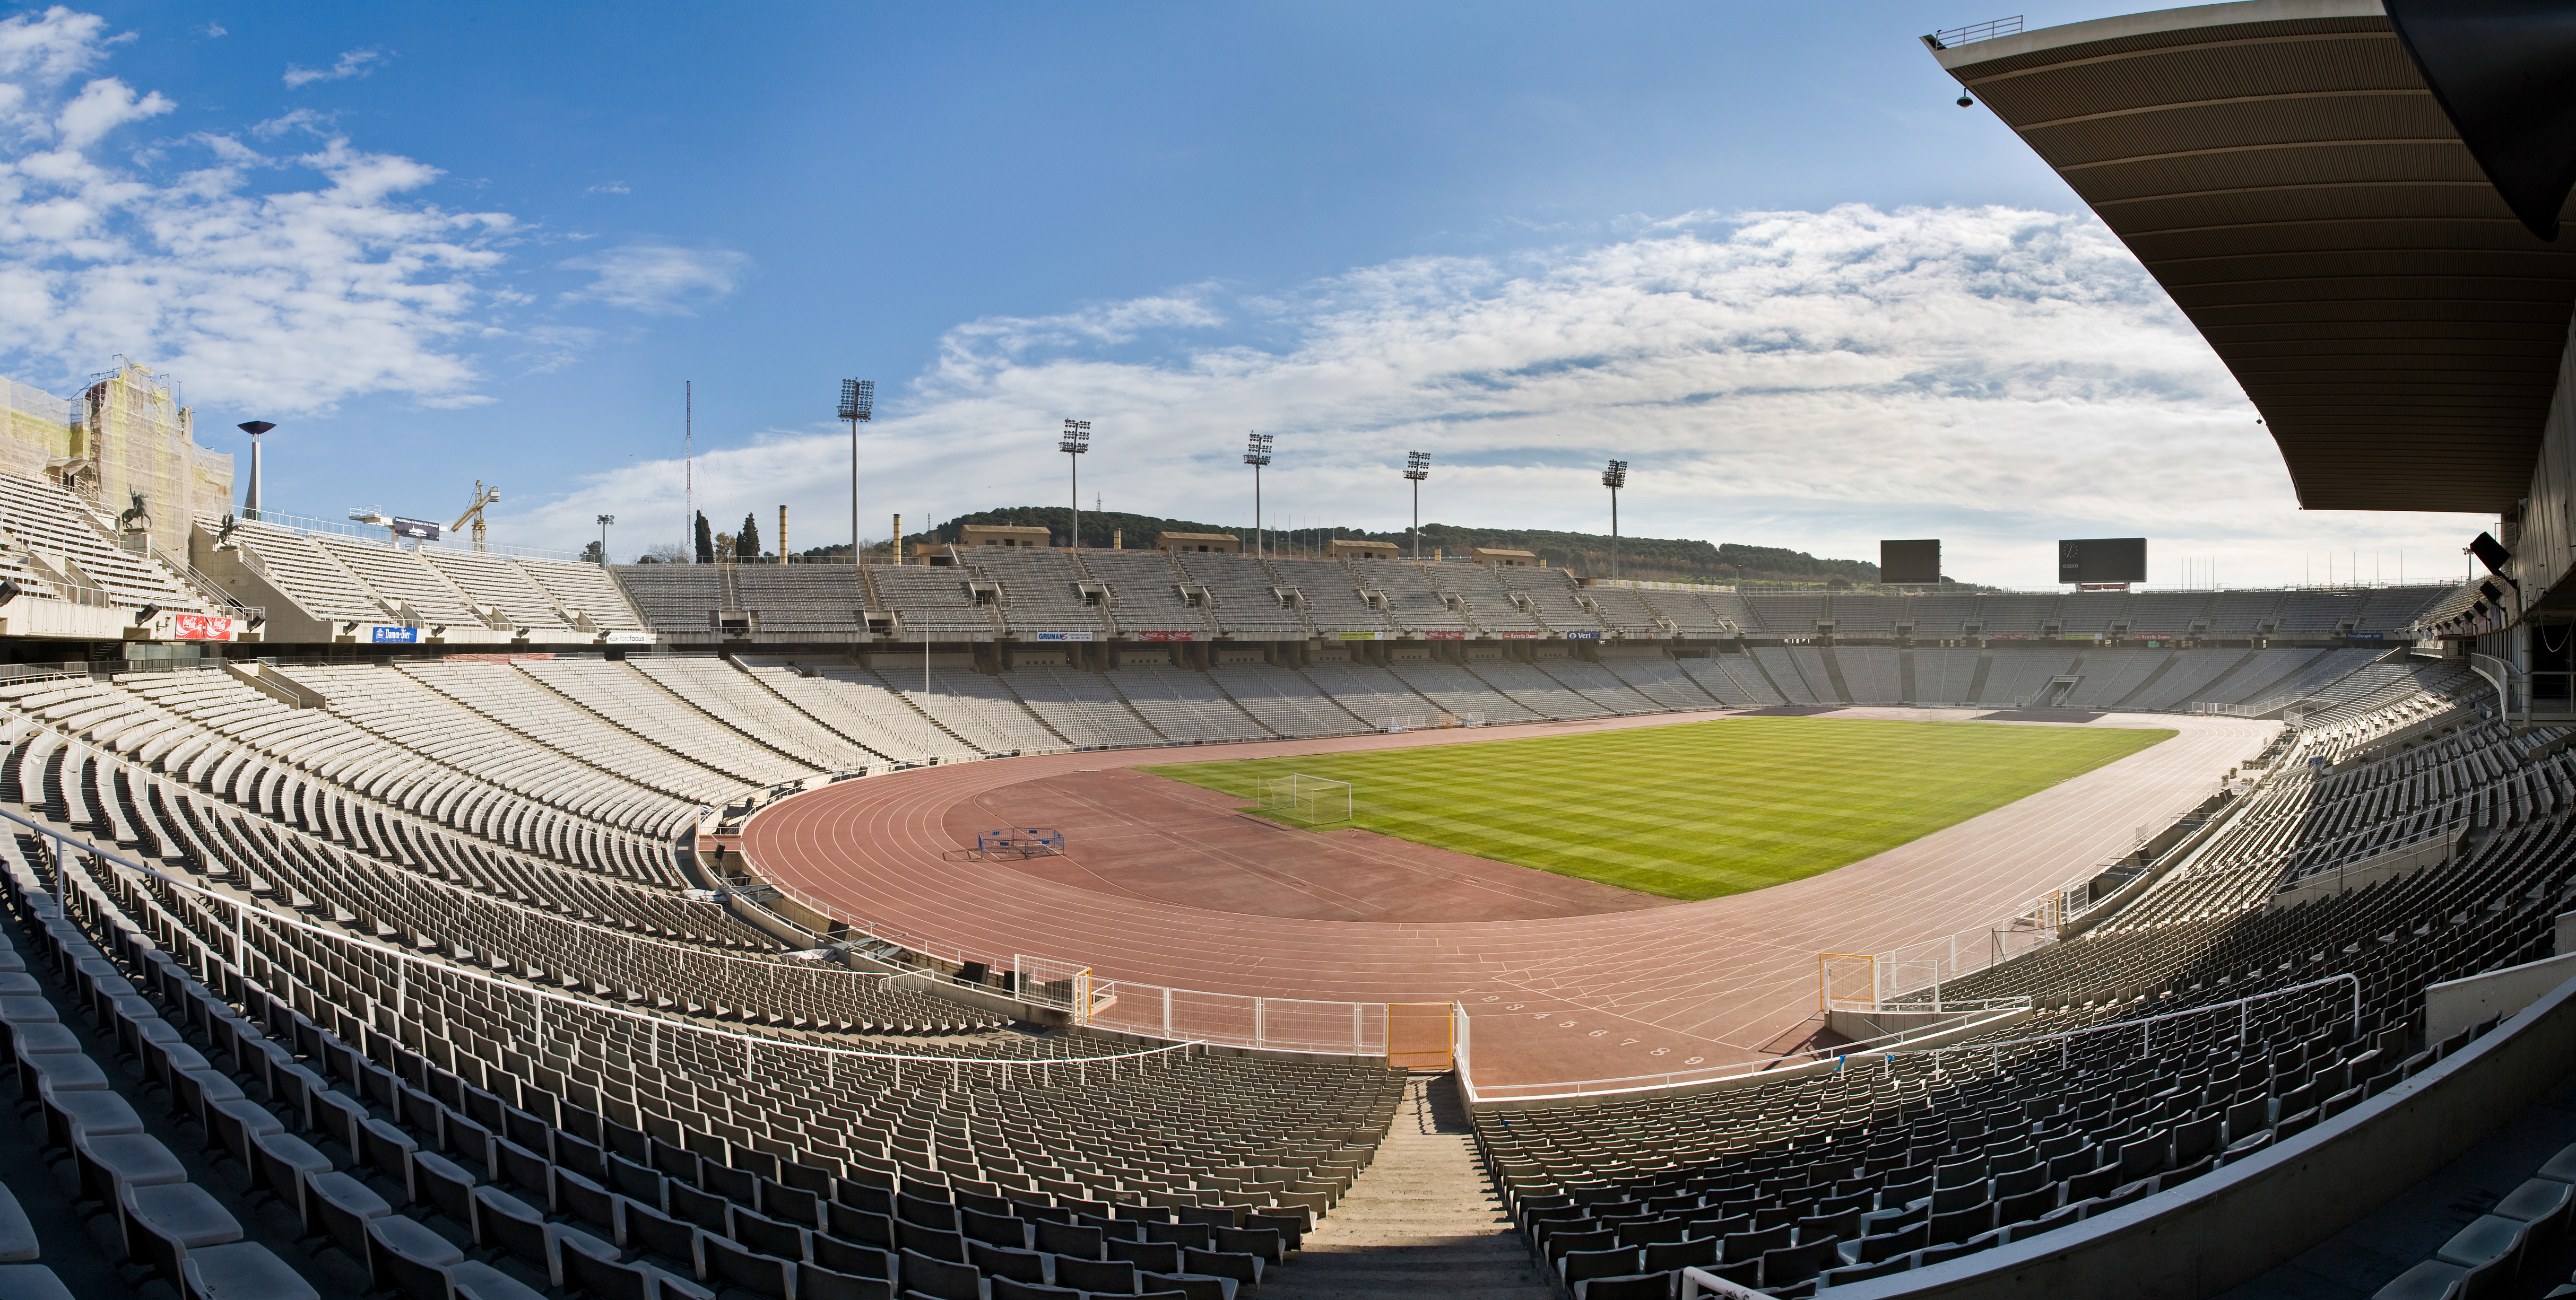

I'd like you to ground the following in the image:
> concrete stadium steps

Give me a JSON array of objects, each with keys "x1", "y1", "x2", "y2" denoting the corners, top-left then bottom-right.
[
  {"x1": 1595, "y1": 654, "x2": 1727, "y2": 710},
  {"x1": 733, "y1": 658, "x2": 988, "y2": 763},
  {"x1": 1260, "y1": 1075, "x2": 1551, "y2": 1300},
  {"x1": 1209, "y1": 662, "x2": 1374, "y2": 738},
  {"x1": 1104, "y1": 665, "x2": 1276, "y2": 743},
  {"x1": 514, "y1": 659, "x2": 818, "y2": 788},
  {"x1": 1295, "y1": 660, "x2": 1442, "y2": 728},
  {"x1": 399, "y1": 660, "x2": 753, "y2": 806},
  {"x1": 1004, "y1": 666, "x2": 1168, "y2": 748},
  {"x1": 1677, "y1": 653, "x2": 1782, "y2": 706}
]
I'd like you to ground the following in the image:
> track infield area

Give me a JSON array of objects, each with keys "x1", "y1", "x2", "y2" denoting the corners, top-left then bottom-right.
[{"x1": 1145, "y1": 716, "x2": 2173, "y2": 901}]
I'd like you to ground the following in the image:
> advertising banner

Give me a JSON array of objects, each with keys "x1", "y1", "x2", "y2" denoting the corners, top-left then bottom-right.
[
  {"x1": 603, "y1": 630, "x2": 656, "y2": 644},
  {"x1": 369, "y1": 626, "x2": 420, "y2": 644},
  {"x1": 1137, "y1": 630, "x2": 1196, "y2": 642},
  {"x1": 1424, "y1": 630, "x2": 1468, "y2": 640},
  {"x1": 1337, "y1": 631, "x2": 1383, "y2": 641},
  {"x1": 1498, "y1": 631, "x2": 1545, "y2": 639},
  {"x1": 1563, "y1": 631, "x2": 1602, "y2": 640},
  {"x1": 1034, "y1": 631, "x2": 1095, "y2": 642},
  {"x1": 390, "y1": 518, "x2": 443, "y2": 540},
  {"x1": 171, "y1": 613, "x2": 235, "y2": 641}
]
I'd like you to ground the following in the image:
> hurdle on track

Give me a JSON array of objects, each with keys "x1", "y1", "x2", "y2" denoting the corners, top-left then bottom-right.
[{"x1": 975, "y1": 827, "x2": 1065, "y2": 858}]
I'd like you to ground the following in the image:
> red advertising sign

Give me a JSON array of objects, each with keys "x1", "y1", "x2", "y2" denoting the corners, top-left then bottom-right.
[
  {"x1": 1137, "y1": 630, "x2": 1196, "y2": 642},
  {"x1": 1424, "y1": 630, "x2": 1467, "y2": 640},
  {"x1": 171, "y1": 613, "x2": 235, "y2": 641},
  {"x1": 1498, "y1": 631, "x2": 1546, "y2": 639}
]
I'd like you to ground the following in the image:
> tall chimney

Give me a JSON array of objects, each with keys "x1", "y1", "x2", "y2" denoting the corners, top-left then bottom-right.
[
  {"x1": 778, "y1": 505, "x2": 788, "y2": 564},
  {"x1": 891, "y1": 513, "x2": 901, "y2": 564}
]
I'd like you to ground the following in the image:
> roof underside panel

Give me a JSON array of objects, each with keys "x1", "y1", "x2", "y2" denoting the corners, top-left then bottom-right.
[{"x1": 1942, "y1": 6, "x2": 2576, "y2": 513}]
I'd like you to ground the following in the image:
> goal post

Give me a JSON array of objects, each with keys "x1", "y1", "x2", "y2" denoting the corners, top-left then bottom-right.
[{"x1": 1255, "y1": 773, "x2": 1352, "y2": 825}]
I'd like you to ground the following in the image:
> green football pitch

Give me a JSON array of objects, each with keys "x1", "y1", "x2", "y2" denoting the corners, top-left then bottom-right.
[{"x1": 1145, "y1": 717, "x2": 2174, "y2": 901}]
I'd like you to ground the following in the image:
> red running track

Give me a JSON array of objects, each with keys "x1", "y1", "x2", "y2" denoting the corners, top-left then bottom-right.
[{"x1": 741, "y1": 708, "x2": 2274, "y2": 1088}]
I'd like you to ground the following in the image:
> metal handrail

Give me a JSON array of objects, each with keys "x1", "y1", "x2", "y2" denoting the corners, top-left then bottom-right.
[
  {"x1": 1680, "y1": 1266, "x2": 1775, "y2": 1299},
  {"x1": 12, "y1": 802, "x2": 1197, "y2": 1072}
]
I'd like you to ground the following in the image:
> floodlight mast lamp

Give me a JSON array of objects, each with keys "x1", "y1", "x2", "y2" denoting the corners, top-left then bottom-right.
[
  {"x1": 1602, "y1": 459, "x2": 1628, "y2": 579},
  {"x1": 838, "y1": 380, "x2": 873, "y2": 562},
  {"x1": 1244, "y1": 432, "x2": 1274, "y2": 557},
  {"x1": 1060, "y1": 420, "x2": 1091, "y2": 549},
  {"x1": 595, "y1": 514, "x2": 614, "y2": 566},
  {"x1": 1404, "y1": 451, "x2": 1430, "y2": 560}
]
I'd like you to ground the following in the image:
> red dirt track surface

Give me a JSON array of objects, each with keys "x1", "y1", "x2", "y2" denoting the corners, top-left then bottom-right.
[{"x1": 742, "y1": 708, "x2": 2273, "y2": 1089}]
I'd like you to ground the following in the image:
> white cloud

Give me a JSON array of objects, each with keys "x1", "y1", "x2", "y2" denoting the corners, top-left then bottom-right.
[
  {"x1": 0, "y1": 8, "x2": 115, "y2": 88},
  {"x1": 558, "y1": 244, "x2": 748, "y2": 315},
  {"x1": 283, "y1": 47, "x2": 381, "y2": 89},
  {"x1": 54, "y1": 75, "x2": 167, "y2": 147},
  {"x1": 0, "y1": 14, "x2": 515, "y2": 413},
  {"x1": 250, "y1": 108, "x2": 330, "y2": 139},
  {"x1": 585, "y1": 181, "x2": 629, "y2": 195},
  {"x1": 504, "y1": 204, "x2": 2488, "y2": 586},
  {"x1": 197, "y1": 22, "x2": 225, "y2": 39}
]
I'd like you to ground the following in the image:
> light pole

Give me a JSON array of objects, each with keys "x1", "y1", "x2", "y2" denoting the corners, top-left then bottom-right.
[
  {"x1": 1061, "y1": 420, "x2": 1091, "y2": 548},
  {"x1": 1404, "y1": 450, "x2": 1429, "y2": 560},
  {"x1": 237, "y1": 422, "x2": 275, "y2": 520},
  {"x1": 1244, "y1": 432, "x2": 1273, "y2": 557},
  {"x1": 1602, "y1": 459, "x2": 1628, "y2": 579},
  {"x1": 838, "y1": 379, "x2": 873, "y2": 562},
  {"x1": 595, "y1": 514, "x2": 614, "y2": 566}
]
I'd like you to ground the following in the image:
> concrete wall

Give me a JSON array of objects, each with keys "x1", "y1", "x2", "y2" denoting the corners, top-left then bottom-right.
[
  {"x1": 1832, "y1": 973, "x2": 2576, "y2": 1299},
  {"x1": 2426, "y1": 952, "x2": 2576, "y2": 1044}
]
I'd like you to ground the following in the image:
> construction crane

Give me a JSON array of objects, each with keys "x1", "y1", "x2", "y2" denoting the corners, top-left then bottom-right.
[{"x1": 454, "y1": 481, "x2": 500, "y2": 553}]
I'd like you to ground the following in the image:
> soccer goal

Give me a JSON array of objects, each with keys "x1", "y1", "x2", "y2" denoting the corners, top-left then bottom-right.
[{"x1": 1256, "y1": 773, "x2": 1353, "y2": 825}]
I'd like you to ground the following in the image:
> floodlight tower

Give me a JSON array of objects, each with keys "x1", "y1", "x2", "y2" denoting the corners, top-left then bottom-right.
[
  {"x1": 1403, "y1": 450, "x2": 1430, "y2": 560},
  {"x1": 838, "y1": 379, "x2": 873, "y2": 561},
  {"x1": 1602, "y1": 459, "x2": 1628, "y2": 579},
  {"x1": 595, "y1": 514, "x2": 614, "y2": 566},
  {"x1": 1244, "y1": 431, "x2": 1274, "y2": 557},
  {"x1": 1061, "y1": 420, "x2": 1091, "y2": 548},
  {"x1": 237, "y1": 421, "x2": 275, "y2": 520}
]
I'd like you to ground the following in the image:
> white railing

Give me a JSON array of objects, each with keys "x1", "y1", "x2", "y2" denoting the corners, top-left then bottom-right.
[
  {"x1": 1016, "y1": 953, "x2": 1389, "y2": 1057},
  {"x1": 11, "y1": 805, "x2": 1198, "y2": 1088},
  {"x1": 1681, "y1": 1266, "x2": 1775, "y2": 1299},
  {"x1": 1459, "y1": 1001, "x2": 2032, "y2": 1105}
]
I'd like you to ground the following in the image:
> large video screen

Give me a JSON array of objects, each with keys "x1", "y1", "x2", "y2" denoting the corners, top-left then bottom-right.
[
  {"x1": 1880, "y1": 539, "x2": 1941, "y2": 584},
  {"x1": 2058, "y1": 537, "x2": 2147, "y2": 584}
]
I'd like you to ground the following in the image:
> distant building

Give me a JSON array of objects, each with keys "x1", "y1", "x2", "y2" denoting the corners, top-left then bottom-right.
[
  {"x1": 1471, "y1": 547, "x2": 1538, "y2": 566},
  {"x1": 959, "y1": 524, "x2": 1054, "y2": 548},
  {"x1": 1327, "y1": 538, "x2": 1398, "y2": 560},
  {"x1": 1157, "y1": 531, "x2": 1241, "y2": 554},
  {"x1": 2, "y1": 362, "x2": 235, "y2": 561}
]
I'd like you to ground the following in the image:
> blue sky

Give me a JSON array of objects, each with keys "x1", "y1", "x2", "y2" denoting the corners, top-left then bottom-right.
[{"x1": 0, "y1": 2, "x2": 2490, "y2": 588}]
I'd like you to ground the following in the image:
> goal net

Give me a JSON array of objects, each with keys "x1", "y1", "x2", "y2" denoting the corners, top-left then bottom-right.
[{"x1": 1256, "y1": 773, "x2": 1353, "y2": 825}]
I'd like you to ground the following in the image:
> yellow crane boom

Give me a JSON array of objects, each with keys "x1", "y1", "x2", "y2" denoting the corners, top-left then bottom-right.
[{"x1": 453, "y1": 481, "x2": 500, "y2": 553}]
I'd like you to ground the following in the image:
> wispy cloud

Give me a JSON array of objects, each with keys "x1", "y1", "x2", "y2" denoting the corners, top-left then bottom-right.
[
  {"x1": 506, "y1": 204, "x2": 2486, "y2": 584},
  {"x1": 0, "y1": 12, "x2": 511, "y2": 413},
  {"x1": 558, "y1": 244, "x2": 749, "y2": 315},
  {"x1": 196, "y1": 22, "x2": 224, "y2": 38},
  {"x1": 283, "y1": 47, "x2": 382, "y2": 89},
  {"x1": 585, "y1": 181, "x2": 629, "y2": 195},
  {"x1": 250, "y1": 107, "x2": 331, "y2": 139}
]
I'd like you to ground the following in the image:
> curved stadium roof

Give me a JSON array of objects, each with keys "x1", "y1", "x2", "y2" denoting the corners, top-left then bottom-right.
[{"x1": 1930, "y1": 0, "x2": 2576, "y2": 513}]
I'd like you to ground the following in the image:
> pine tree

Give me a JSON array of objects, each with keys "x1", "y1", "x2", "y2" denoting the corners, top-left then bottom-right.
[
  {"x1": 738, "y1": 512, "x2": 762, "y2": 562},
  {"x1": 693, "y1": 512, "x2": 714, "y2": 564}
]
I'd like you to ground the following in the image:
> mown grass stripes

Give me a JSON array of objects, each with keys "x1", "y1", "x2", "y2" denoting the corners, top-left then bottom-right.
[{"x1": 1145, "y1": 717, "x2": 2172, "y2": 901}]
